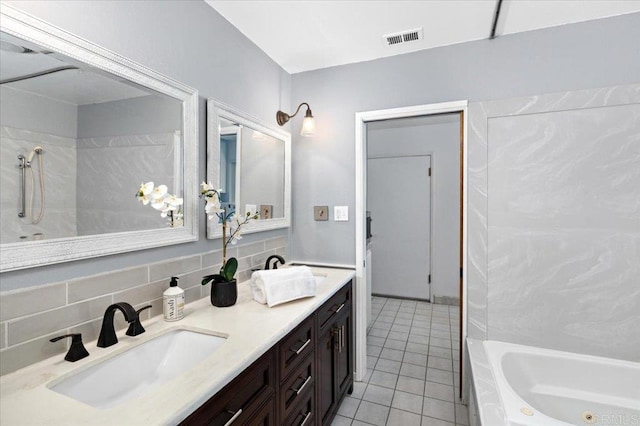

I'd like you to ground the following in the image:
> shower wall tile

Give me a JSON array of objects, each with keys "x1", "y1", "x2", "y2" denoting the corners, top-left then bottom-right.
[
  {"x1": 466, "y1": 83, "x2": 640, "y2": 363},
  {"x1": 0, "y1": 236, "x2": 288, "y2": 375},
  {"x1": 76, "y1": 131, "x2": 179, "y2": 235},
  {"x1": 0, "y1": 126, "x2": 77, "y2": 243}
]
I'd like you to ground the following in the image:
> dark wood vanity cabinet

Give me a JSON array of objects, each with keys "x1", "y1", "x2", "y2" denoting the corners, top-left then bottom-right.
[
  {"x1": 180, "y1": 349, "x2": 276, "y2": 426},
  {"x1": 180, "y1": 280, "x2": 352, "y2": 426},
  {"x1": 316, "y1": 282, "x2": 353, "y2": 425}
]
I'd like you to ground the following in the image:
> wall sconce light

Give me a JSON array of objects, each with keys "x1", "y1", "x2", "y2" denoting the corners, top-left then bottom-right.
[{"x1": 276, "y1": 102, "x2": 315, "y2": 136}]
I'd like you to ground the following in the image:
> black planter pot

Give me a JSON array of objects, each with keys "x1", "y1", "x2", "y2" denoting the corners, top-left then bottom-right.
[{"x1": 210, "y1": 279, "x2": 237, "y2": 307}]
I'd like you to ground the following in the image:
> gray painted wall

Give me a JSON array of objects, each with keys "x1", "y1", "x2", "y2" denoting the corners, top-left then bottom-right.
[
  {"x1": 0, "y1": 86, "x2": 78, "y2": 138},
  {"x1": 77, "y1": 95, "x2": 181, "y2": 138},
  {"x1": 290, "y1": 12, "x2": 640, "y2": 265},
  {"x1": 367, "y1": 115, "x2": 460, "y2": 299},
  {"x1": 1, "y1": 0, "x2": 291, "y2": 291}
]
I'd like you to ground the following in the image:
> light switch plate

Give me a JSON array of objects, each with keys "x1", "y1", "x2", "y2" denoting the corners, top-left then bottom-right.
[
  {"x1": 334, "y1": 206, "x2": 349, "y2": 221},
  {"x1": 245, "y1": 204, "x2": 257, "y2": 217},
  {"x1": 314, "y1": 206, "x2": 329, "y2": 221}
]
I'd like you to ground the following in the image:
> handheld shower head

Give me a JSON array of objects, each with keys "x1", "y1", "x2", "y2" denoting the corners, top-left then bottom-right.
[{"x1": 27, "y1": 146, "x2": 43, "y2": 163}]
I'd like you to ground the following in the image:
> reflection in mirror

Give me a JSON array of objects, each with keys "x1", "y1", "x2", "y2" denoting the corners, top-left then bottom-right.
[
  {"x1": 239, "y1": 127, "x2": 285, "y2": 220},
  {"x1": 207, "y1": 99, "x2": 290, "y2": 239},
  {"x1": 0, "y1": 31, "x2": 183, "y2": 243},
  {"x1": 219, "y1": 119, "x2": 238, "y2": 213},
  {"x1": 1, "y1": 4, "x2": 197, "y2": 271}
]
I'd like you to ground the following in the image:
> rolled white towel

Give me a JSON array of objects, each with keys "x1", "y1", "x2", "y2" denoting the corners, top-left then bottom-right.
[{"x1": 250, "y1": 266, "x2": 316, "y2": 307}]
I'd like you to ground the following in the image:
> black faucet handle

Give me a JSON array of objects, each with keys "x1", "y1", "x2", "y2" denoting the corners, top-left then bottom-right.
[
  {"x1": 126, "y1": 305, "x2": 152, "y2": 337},
  {"x1": 50, "y1": 333, "x2": 89, "y2": 362}
]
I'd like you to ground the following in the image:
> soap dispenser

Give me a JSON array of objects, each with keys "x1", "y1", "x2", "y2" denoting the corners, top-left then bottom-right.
[{"x1": 163, "y1": 276, "x2": 184, "y2": 321}]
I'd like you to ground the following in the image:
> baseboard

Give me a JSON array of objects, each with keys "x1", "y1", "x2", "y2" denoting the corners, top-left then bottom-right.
[{"x1": 432, "y1": 295, "x2": 460, "y2": 306}]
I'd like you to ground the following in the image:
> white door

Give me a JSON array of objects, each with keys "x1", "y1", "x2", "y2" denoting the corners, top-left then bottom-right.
[{"x1": 367, "y1": 155, "x2": 431, "y2": 300}]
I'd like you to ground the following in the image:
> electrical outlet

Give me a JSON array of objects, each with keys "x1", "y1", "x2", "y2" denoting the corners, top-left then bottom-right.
[{"x1": 314, "y1": 206, "x2": 328, "y2": 221}]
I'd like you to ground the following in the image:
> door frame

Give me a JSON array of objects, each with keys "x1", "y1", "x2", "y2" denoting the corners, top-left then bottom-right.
[{"x1": 354, "y1": 101, "x2": 468, "y2": 397}]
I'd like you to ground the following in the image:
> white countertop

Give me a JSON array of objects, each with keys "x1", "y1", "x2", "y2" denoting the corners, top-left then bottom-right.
[{"x1": 0, "y1": 266, "x2": 355, "y2": 425}]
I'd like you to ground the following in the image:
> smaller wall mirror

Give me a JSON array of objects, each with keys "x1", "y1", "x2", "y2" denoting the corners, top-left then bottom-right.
[{"x1": 206, "y1": 99, "x2": 290, "y2": 238}]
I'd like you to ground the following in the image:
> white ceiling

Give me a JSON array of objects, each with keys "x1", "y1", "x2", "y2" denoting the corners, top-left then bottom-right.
[{"x1": 206, "y1": 0, "x2": 640, "y2": 74}]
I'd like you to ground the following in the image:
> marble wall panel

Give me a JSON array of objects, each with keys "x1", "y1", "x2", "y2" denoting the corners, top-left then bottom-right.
[
  {"x1": 486, "y1": 103, "x2": 640, "y2": 361},
  {"x1": 466, "y1": 83, "x2": 640, "y2": 362},
  {"x1": 466, "y1": 103, "x2": 488, "y2": 340}
]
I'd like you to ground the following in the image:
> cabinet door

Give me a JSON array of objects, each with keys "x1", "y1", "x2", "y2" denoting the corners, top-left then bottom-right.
[
  {"x1": 335, "y1": 309, "x2": 353, "y2": 399},
  {"x1": 317, "y1": 323, "x2": 338, "y2": 424}
]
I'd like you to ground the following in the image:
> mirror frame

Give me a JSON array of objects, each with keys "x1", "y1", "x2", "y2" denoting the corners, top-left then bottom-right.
[
  {"x1": 206, "y1": 99, "x2": 291, "y2": 239},
  {"x1": 0, "y1": 4, "x2": 199, "y2": 271}
]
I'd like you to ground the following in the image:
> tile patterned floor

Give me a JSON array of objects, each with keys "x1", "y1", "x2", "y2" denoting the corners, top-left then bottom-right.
[{"x1": 332, "y1": 296, "x2": 468, "y2": 426}]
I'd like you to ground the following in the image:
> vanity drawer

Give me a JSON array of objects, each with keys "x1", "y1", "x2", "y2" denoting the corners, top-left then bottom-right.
[
  {"x1": 180, "y1": 349, "x2": 275, "y2": 426},
  {"x1": 279, "y1": 353, "x2": 314, "y2": 420},
  {"x1": 245, "y1": 396, "x2": 276, "y2": 426},
  {"x1": 317, "y1": 281, "x2": 352, "y2": 331},
  {"x1": 283, "y1": 386, "x2": 314, "y2": 426},
  {"x1": 278, "y1": 314, "x2": 314, "y2": 380}
]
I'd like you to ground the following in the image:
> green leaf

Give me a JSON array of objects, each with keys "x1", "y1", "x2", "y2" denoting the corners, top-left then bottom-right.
[
  {"x1": 221, "y1": 257, "x2": 238, "y2": 281},
  {"x1": 201, "y1": 274, "x2": 225, "y2": 285}
]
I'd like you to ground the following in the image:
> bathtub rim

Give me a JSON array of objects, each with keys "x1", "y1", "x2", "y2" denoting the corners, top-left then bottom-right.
[
  {"x1": 467, "y1": 338, "x2": 509, "y2": 425},
  {"x1": 468, "y1": 338, "x2": 640, "y2": 426}
]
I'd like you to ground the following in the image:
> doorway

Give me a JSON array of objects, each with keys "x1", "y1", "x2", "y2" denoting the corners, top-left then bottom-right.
[{"x1": 354, "y1": 101, "x2": 468, "y2": 399}]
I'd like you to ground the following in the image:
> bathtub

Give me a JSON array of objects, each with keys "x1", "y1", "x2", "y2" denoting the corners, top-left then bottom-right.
[{"x1": 467, "y1": 339, "x2": 640, "y2": 426}]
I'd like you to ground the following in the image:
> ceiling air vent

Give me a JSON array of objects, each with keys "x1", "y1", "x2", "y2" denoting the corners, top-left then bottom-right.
[{"x1": 383, "y1": 28, "x2": 423, "y2": 47}]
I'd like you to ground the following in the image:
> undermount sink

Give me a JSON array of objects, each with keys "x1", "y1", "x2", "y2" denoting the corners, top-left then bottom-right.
[{"x1": 49, "y1": 329, "x2": 227, "y2": 409}]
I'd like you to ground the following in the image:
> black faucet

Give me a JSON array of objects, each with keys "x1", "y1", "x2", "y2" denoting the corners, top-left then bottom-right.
[
  {"x1": 49, "y1": 333, "x2": 89, "y2": 362},
  {"x1": 126, "y1": 305, "x2": 153, "y2": 337},
  {"x1": 264, "y1": 254, "x2": 285, "y2": 270},
  {"x1": 97, "y1": 302, "x2": 137, "y2": 348}
]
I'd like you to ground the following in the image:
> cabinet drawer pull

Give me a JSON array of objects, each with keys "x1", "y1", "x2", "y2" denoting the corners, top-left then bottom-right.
[
  {"x1": 335, "y1": 303, "x2": 345, "y2": 313},
  {"x1": 291, "y1": 338, "x2": 311, "y2": 355},
  {"x1": 292, "y1": 375, "x2": 312, "y2": 395},
  {"x1": 299, "y1": 410, "x2": 312, "y2": 426},
  {"x1": 224, "y1": 408, "x2": 243, "y2": 426}
]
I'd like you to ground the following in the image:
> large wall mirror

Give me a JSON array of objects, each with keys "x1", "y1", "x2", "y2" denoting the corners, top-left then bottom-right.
[
  {"x1": 206, "y1": 99, "x2": 290, "y2": 238},
  {"x1": 0, "y1": 5, "x2": 198, "y2": 271}
]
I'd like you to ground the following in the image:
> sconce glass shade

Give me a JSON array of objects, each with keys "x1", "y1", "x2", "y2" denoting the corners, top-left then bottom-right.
[{"x1": 301, "y1": 114, "x2": 315, "y2": 137}]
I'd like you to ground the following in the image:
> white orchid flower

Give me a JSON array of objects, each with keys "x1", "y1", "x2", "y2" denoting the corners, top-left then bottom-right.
[
  {"x1": 136, "y1": 181, "x2": 155, "y2": 205},
  {"x1": 151, "y1": 184, "x2": 168, "y2": 199},
  {"x1": 205, "y1": 200, "x2": 224, "y2": 220},
  {"x1": 150, "y1": 198, "x2": 166, "y2": 211},
  {"x1": 165, "y1": 194, "x2": 183, "y2": 207},
  {"x1": 201, "y1": 181, "x2": 214, "y2": 193}
]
